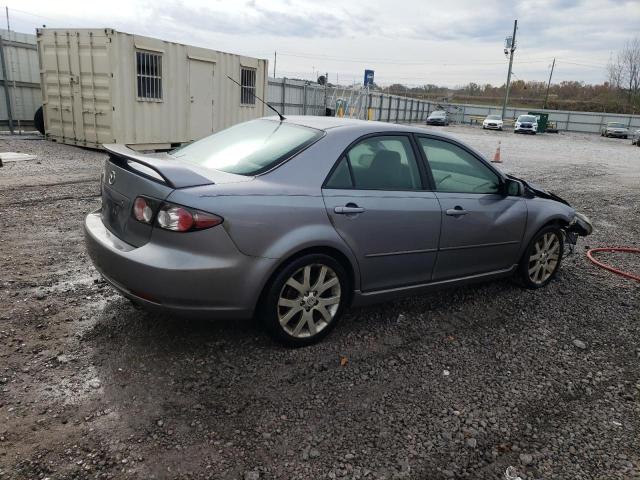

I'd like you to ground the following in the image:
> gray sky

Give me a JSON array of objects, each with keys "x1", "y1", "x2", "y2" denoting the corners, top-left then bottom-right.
[{"x1": 9, "y1": 0, "x2": 640, "y2": 86}]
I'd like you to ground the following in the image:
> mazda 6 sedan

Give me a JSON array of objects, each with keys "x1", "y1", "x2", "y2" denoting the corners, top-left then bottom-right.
[{"x1": 85, "y1": 116, "x2": 592, "y2": 346}]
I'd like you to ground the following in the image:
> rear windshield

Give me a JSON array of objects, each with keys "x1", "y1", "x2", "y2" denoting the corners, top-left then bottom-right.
[
  {"x1": 607, "y1": 122, "x2": 626, "y2": 128},
  {"x1": 518, "y1": 115, "x2": 536, "y2": 122},
  {"x1": 170, "y1": 119, "x2": 323, "y2": 175}
]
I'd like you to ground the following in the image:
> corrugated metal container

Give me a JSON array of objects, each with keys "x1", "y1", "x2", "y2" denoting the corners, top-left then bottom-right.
[
  {"x1": 37, "y1": 28, "x2": 268, "y2": 149},
  {"x1": 0, "y1": 29, "x2": 41, "y2": 128}
]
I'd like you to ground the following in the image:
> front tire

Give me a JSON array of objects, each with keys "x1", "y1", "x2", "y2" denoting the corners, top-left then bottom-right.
[
  {"x1": 517, "y1": 226, "x2": 564, "y2": 289},
  {"x1": 261, "y1": 254, "x2": 349, "y2": 347}
]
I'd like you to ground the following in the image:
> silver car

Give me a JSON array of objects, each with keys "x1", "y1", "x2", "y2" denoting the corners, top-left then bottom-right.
[
  {"x1": 84, "y1": 117, "x2": 592, "y2": 346},
  {"x1": 601, "y1": 122, "x2": 629, "y2": 139}
]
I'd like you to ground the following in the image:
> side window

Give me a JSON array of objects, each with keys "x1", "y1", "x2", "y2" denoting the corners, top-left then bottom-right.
[
  {"x1": 418, "y1": 138, "x2": 501, "y2": 194},
  {"x1": 325, "y1": 136, "x2": 421, "y2": 190},
  {"x1": 325, "y1": 157, "x2": 353, "y2": 189}
]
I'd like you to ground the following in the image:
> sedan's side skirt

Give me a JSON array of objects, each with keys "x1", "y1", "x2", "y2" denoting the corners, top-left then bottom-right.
[{"x1": 351, "y1": 265, "x2": 517, "y2": 307}]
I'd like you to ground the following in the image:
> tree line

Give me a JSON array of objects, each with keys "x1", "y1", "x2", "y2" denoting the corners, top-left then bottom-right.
[{"x1": 383, "y1": 37, "x2": 640, "y2": 114}]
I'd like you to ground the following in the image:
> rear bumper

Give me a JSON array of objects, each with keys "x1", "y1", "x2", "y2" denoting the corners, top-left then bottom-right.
[{"x1": 84, "y1": 211, "x2": 276, "y2": 319}]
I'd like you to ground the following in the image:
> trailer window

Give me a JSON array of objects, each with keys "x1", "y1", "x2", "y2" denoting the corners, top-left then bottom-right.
[
  {"x1": 240, "y1": 67, "x2": 256, "y2": 105},
  {"x1": 136, "y1": 51, "x2": 162, "y2": 101}
]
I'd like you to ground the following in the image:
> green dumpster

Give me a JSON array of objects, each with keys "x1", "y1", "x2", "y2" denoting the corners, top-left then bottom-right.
[{"x1": 528, "y1": 112, "x2": 549, "y2": 133}]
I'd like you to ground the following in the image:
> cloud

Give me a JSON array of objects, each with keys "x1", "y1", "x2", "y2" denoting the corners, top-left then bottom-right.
[{"x1": 144, "y1": 1, "x2": 362, "y2": 38}]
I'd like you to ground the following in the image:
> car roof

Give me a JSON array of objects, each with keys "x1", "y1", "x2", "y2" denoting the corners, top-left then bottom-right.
[{"x1": 263, "y1": 115, "x2": 457, "y2": 138}]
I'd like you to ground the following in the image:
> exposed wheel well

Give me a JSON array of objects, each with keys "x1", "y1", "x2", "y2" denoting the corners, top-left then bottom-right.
[
  {"x1": 255, "y1": 246, "x2": 357, "y2": 313},
  {"x1": 544, "y1": 218, "x2": 570, "y2": 230}
]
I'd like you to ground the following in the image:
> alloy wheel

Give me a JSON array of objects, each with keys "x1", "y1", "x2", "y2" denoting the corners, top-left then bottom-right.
[
  {"x1": 527, "y1": 232, "x2": 561, "y2": 285},
  {"x1": 277, "y1": 264, "x2": 341, "y2": 338}
]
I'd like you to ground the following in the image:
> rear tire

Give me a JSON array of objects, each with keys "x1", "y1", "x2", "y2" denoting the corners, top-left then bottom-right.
[
  {"x1": 261, "y1": 254, "x2": 349, "y2": 347},
  {"x1": 517, "y1": 226, "x2": 564, "y2": 289}
]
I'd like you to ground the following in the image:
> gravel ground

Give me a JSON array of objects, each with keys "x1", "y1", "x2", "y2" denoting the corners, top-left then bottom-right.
[{"x1": 0, "y1": 127, "x2": 639, "y2": 480}]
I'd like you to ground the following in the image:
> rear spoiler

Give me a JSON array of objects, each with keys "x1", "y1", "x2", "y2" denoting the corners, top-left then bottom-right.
[{"x1": 103, "y1": 144, "x2": 213, "y2": 189}]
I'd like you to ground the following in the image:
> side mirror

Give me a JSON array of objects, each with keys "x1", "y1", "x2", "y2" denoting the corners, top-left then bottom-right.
[{"x1": 503, "y1": 178, "x2": 523, "y2": 196}]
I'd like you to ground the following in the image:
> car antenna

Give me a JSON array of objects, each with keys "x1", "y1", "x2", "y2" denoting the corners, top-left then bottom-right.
[{"x1": 226, "y1": 75, "x2": 286, "y2": 121}]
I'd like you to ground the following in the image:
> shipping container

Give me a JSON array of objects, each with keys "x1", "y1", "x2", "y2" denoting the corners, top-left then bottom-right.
[
  {"x1": 37, "y1": 28, "x2": 268, "y2": 149},
  {"x1": 0, "y1": 29, "x2": 41, "y2": 130}
]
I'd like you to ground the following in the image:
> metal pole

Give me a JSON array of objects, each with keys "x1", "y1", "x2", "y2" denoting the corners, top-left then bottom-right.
[
  {"x1": 5, "y1": 7, "x2": 9, "y2": 31},
  {"x1": 543, "y1": 58, "x2": 555, "y2": 110},
  {"x1": 0, "y1": 36, "x2": 14, "y2": 134},
  {"x1": 501, "y1": 19, "x2": 517, "y2": 120},
  {"x1": 273, "y1": 51, "x2": 276, "y2": 78},
  {"x1": 323, "y1": 72, "x2": 328, "y2": 115},
  {"x1": 303, "y1": 84, "x2": 307, "y2": 115},
  {"x1": 281, "y1": 77, "x2": 286, "y2": 115}
]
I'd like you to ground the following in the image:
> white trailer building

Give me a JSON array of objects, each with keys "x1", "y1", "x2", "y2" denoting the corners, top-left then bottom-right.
[{"x1": 37, "y1": 28, "x2": 268, "y2": 149}]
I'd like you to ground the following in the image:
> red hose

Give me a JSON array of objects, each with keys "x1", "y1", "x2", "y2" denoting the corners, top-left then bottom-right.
[{"x1": 586, "y1": 247, "x2": 640, "y2": 282}]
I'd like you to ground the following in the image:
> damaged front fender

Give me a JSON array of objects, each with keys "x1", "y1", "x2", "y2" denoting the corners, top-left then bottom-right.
[{"x1": 567, "y1": 212, "x2": 593, "y2": 237}]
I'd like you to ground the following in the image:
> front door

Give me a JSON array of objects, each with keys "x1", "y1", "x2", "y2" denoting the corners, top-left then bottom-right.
[
  {"x1": 322, "y1": 135, "x2": 441, "y2": 292},
  {"x1": 416, "y1": 136, "x2": 527, "y2": 280},
  {"x1": 188, "y1": 59, "x2": 215, "y2": 140}
]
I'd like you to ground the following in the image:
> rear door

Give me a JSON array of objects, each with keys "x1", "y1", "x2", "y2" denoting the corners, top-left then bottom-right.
[
  {"x1": 322, "y1": 134, "x2": 441, "y2": 292},
  {"x1": 189, "y1": 59, "x2": 215, "y2": 141},
  {"x1": 416, "y1": 135, "x2": 527, "y2": 280}
]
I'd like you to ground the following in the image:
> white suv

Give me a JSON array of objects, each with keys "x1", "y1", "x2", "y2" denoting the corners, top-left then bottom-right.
[{"x1": 514, "y1": 115, "x2": 538, "y2": 134}]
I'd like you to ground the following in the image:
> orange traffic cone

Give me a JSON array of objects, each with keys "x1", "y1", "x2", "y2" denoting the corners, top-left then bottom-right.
[{"x1": 492, "y1": 141, "x2": 502, "y2": 163}]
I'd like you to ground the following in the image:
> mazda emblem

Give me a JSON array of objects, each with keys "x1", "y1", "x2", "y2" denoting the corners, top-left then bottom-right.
[{"x1": 108, "y1": 170, "x2": 116, "y2": 185}]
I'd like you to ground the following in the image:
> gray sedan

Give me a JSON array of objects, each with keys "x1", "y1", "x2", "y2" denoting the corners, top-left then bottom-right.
[{"x1": 84, "y1": 117, "x2": 592, "y2": 346}]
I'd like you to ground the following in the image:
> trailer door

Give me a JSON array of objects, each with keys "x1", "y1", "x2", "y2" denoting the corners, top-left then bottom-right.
[{"x1": 188, "y1": 59, "x2": 215, "y2": 141}]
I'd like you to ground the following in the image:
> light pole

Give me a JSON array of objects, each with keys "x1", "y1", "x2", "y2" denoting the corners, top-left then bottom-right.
[
  {"x1": 543, "y1": 58, "x2": 556, "y2": 109},
  {"x1": 501, "y1": 19, "x2": 517, "y2": 120}
]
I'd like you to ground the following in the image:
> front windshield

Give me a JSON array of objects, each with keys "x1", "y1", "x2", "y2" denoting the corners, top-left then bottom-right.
[
  {"x1": 608, "y1": 122, "x2": 626, "y2": 128},
  {"x1": 518, "y1": 115, "x2": 536, "y2": 122},
  {"x1": 430, "y1": 111, "x2": 446, "y2": 117},
  {"x1": 486, "y1": 115, "x2": 501, "y2": 120},
  {"x1": 170, "y1": 119, "x2": 323, "y2": 175}
]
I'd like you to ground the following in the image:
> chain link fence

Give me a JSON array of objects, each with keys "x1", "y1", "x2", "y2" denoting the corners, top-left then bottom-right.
[{"x1": 268, "y1": 77, "x2": 640, "y2": 133}]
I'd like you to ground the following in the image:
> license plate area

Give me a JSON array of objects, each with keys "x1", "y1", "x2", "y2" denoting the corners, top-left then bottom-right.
[{"x1": 101, "y1": 184, "x2": 131, "y2": 239}]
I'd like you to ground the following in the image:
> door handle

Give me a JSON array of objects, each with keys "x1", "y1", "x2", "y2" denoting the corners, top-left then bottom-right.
[
  {"x1": 445, "y1": 206, "x2": 468, "y2": 216},
  {"x1": 334, "y1": 204, "x2": 365, "y2": 215}
]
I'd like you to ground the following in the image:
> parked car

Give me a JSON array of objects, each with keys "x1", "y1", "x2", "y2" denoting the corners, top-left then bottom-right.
[
  {"x1": 601, "y1": 122, "x2": 629, "y2": 138},
  {"x1": 514, "y1": 115, "x2": 538, "y2": 134},
  {"x1": 85, "y1": 117, "x2": 593, "y2": 347},
  {"x1": 631, "y1": 129, "x2": 640, "y2": 146},
  {"x1": 426, "y1": 110, "x2": 449, "y2": 126},
  {"x1": 482, "y1": 114, "x2": 503, "y2": 130}
]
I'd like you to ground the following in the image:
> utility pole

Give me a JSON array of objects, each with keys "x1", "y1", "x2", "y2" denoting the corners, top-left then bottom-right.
[
  {"x1": 543, "y1": 57, "x2": 555, "y2": 109},
  {"x1": 273, "y1": 51, "x2": 276, "y2": 78},
  {"x1": 501, "y1": 19, "x2": 517, "y2": 120},
  {"x1": 5, "y1": 7, "x2": 9, "y2": 31}
]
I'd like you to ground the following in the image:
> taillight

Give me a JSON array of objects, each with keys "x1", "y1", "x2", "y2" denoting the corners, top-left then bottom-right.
[
  {"x1": 156, "y1": 203, "x2": 222, "y2": 232},
  {"x1": 132, "y1": 197, "x2": 223, "y2": 232},
  {"x1": 133, "y1": 197, "x2": 154, "y2": 223}
]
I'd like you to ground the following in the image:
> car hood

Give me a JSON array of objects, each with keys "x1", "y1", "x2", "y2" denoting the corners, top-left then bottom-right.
[{"x1": 507, "y1": 174, "x2": 570, "y2": 206}]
